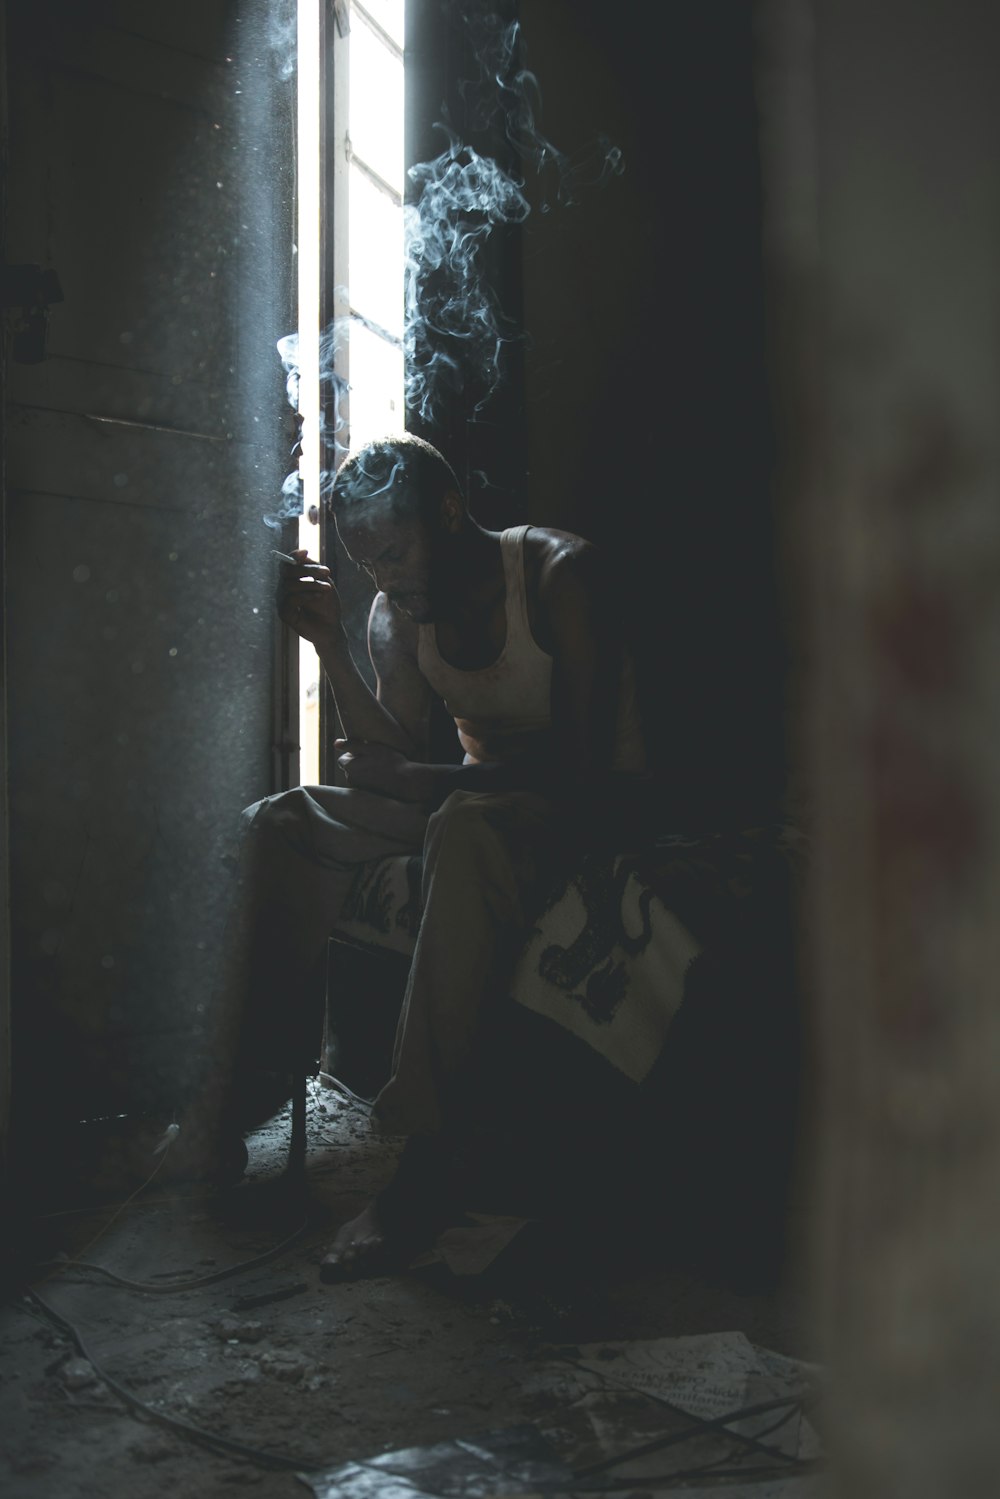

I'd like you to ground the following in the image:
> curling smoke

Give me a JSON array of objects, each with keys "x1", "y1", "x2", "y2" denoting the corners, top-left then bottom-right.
[
  {"x1": 452, "y1": 6, "x2": 625, "y2": 208},
  {"x1": 404, "y1": 131, "x2": 530, "y2": 426},
  {"x1": 267, "y1": 2, "x2": 624, "y2": 524},
  {"x1": 265, "y1": 325, "x2": 351, "y2": 531},
  {"x1": 404, "y1": 7, "x2": 624, "y2": 426}
]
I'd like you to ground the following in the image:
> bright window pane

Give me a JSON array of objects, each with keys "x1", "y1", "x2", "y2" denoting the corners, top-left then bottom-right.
[
  {"x1": 349, "y1": 18, "x2": 404, "y2": 193},
  {"x1": 356, "y1": 0, "x2": 405, "y2": 50},
  {"x1": 348, "y1": 166, "x2": 403, "y2": 340},
  {"x1": 347, "y1": 322, "x2": 404, "y2": 449}
]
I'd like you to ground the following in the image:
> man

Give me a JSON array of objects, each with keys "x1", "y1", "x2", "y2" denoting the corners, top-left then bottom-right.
[{"x1": 238, "y1": 433, "x2": 647, "y2": 1276}]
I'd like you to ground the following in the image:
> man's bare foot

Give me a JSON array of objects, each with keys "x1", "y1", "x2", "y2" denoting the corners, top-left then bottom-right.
[{"x1": 319, "y1": 1201, "x2": 398, "y2": 1282}]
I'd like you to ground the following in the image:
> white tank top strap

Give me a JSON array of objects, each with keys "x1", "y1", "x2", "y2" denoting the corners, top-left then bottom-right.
[{"x1": 500, "y1": 526, "x2": 533, "y2": 646}]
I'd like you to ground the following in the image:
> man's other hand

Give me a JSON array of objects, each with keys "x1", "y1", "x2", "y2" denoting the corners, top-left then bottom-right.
[
  {"x1": 335, "y1": 739, "x2": 431, "y2": 803},
  {"x1": 276, "y1": 549, "x2": 342, "y2": 645}
]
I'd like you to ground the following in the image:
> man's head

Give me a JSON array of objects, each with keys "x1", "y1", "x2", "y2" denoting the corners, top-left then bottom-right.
[{"x1": 330, "y1": 434, "x2": 465, "y2": 622}]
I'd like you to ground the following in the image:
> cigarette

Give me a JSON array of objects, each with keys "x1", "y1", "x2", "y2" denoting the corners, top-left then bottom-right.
[{"x1": 272, "y1": 549, "x2": 301, "y2": 564}]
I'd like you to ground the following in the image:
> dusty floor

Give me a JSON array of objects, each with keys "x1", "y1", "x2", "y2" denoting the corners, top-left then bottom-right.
[{"x1": 2, "y1": 1080, "x2": 821, "y2": 1497}]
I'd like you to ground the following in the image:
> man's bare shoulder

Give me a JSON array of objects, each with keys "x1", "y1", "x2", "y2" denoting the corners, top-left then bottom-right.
[
  {"x1": 524, "y1": 526, "x2": 603, "y2": 603},
  {"x1": 368, "y1": 590, "x2": 420, "y2": 664},
  {"x1": 520, "y1": 529, "x2": 609, "y2": 656}
]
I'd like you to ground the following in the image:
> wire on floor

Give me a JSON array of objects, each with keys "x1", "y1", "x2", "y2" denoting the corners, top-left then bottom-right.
[
  {"x1": 30, "y1": 1119, "x2": 309, "y2": 1295},
  {"x1": 42, "y1": 1220, "x2": 309, "y2": 1294},
  {"x1": 22, "y1": 1288, "x2": 321, "y2": 1472},
  {"x1": 318, "y1": 1070, "x2": 374, "y2": 1111},
  {"x1": 28, "y1": 1123, "x2": 180, "y2": 1292}
]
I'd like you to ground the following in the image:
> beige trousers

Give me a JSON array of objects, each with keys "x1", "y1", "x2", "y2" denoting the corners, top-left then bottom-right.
[{"x1": 214, "y1": 784, "x2": 560, "y2": 1137}]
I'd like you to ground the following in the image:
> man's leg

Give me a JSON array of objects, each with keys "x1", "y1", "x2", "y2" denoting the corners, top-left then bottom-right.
[
  {"x1": 321, "y1": 789, "x2": 562, "y2": 1274},
  {"x1": 175, "y1": 784, "x2": 426, "y2": 1176}
]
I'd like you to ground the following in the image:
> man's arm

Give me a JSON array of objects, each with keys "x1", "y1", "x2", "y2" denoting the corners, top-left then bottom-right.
[
  {"x1": 363, "y1": 591, "x2": 432, "y2": 758},
  {"x1": 276, "y1": 552, "x2": 429, "y2": 757},
  {"x1": 337, "y1": 538, "x2": 626, "y2": 809}
]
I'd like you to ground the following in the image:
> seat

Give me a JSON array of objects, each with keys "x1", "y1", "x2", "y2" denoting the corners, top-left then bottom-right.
[
  {"x1": 288, "y1": 823, "x2": 805, "y2": 1194},
  {"x1": 325, "y1": 846, "x2": 705, "y2": 1098}
]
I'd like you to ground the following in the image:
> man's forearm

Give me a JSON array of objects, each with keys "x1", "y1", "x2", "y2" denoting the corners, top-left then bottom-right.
[
  {"x1": 411, "y1": 756, "x2": 563, "y2": 810},
  {"x1": 411, "y1": 759, "x2": 650, "y2": 842},
  {"x1": 315, "y1": 629, "x2": 415, "y2": 754}
]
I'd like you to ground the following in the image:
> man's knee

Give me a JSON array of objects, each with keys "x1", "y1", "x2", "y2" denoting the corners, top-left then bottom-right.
[
  {"x1": 425, "y1": 789, "x2": 502, "y2": 849},
  {"x1": 424, "y1": 790, "x2": 542, "y2": 875},
  {"x1": 240, "y1": 786, "x2": 314, "y2": 846}
]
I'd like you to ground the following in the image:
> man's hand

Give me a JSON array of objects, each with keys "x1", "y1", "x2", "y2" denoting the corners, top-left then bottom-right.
[
  {"x1": 335, "y1": 739, "x2": 432, "y2": 803},
  {"x1": 276, "y1": 549, "x2": 342, "y2": 646}
]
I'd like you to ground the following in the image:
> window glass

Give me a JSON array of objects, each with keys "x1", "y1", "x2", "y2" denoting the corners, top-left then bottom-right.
[
  {"x1": 349, "y1": 16, "x2": 404, "y2": 193},
  {"x1": 348, "y1": 165, "x2": 403, "y2": 340},
  {"x1": 347, "y1": 321, "x2": 405, "y2": 449},
  {"x1": 355, "y1": 0, "x2": 404, "y2": 50}
]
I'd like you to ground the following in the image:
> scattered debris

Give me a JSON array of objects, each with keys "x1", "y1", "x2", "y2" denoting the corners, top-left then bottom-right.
[
  {"x1": 211, "y1": 1316, "x2": 266, "y2": 1344},
  {"x1": 230, "y1": 1281, "x2": 309, "y2": 1312},
  {"x1": 301, "y1": 1337, "x2": 825, "y2": 1498},
  {"x1": 523, "y1": 1331, "x2": 826, "y2": 1492},
  {"x1": 259, "y1": 1350, "x2": 310, "y2": 1383},
  {"x1": 61, "y1": 1358, "x2": 97, "y2": 1391},
  {"x1": 567, "y1": 1330, "x2": 775, "y2": 1419},
  {"x1": 128, "y1": 1434, "x2": 177, "y2": 1464},
  {"x1": 300, "y1": 1423, "x2": 572, "y2": 1499}
]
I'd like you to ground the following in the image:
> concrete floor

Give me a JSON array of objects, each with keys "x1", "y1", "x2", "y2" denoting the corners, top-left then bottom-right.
[{"x1": 1, "y1": 1080, "x2": 821, "y2": 1498}]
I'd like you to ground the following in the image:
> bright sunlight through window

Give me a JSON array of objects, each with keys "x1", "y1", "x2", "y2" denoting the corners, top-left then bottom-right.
[{"x1": 296, "y1": 0, "x2": 405, "y2": 784}]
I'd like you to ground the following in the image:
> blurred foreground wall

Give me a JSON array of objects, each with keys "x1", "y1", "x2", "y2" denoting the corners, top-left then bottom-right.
[{"x1": 757, "y1": 1, "x2": 1000, "y2": 1493}]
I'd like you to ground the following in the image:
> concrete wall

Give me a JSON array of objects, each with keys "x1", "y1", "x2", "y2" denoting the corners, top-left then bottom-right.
[{"x1": 4, "y1": 0, "x2": 296, "y2": 1145}]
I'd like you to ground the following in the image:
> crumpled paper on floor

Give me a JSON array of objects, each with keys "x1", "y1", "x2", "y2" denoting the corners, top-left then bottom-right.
[
  {"x1": 409, "y1": 1214, "x2": 530, "y2": 1277},
  {"x1": 298, "y1": 1423, "x2": 570, "y2": 1499},
  {"x1": 301, "y1": 1334, "x2": 827, "y2": 1498},
  {"x1": 568, "y1": 1330, "x2": 822, "y2": 1430},
  {"x1": 525, "y1": 1330, "x2": 826, "y2": 1489}
]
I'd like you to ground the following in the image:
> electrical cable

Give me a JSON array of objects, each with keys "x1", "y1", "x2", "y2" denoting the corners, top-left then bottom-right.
[
  {"x1": 31, "y1": 1190, "x2": 219, "y2": 1223},
  {"x1": 28, "y1": 1117, "x2": 310, "y2": 1296},
  {"x1": 40, "y1": 1219, "x2": 310, "y2": 1294},
  {"x1": 318, "y1": 1070, "x2": 374, "y2": 1111},
  {"x1": 26, "y1": 1124, "x2": 182, "y2": 1293},
  {"x1": 22, "y1": 1098, "x2": 820, "y2": 1483},
  {"x1": 56, "y1": 1136, "x2": 171, "y2": 1268},
  {"x1": 21, "y1": 1288, "x2": 321, "y2": 1472},
  {"x1": 15, "y1": 1114, "x2": 325, "y2": 1470},
  {"x1": 549, "y1": 1457, "x2": 828, "y2": 1491},
  {"x1": 25, "y1": 1280, "x2": 823, "y2": 1489},
  {"x1": 715, "y1": 1398, "x2": 803, "y2": 1451},
  {"x1": 571, "y1": 1390, "x2": 820, "y2": 1478},
  {"x1": 667, "y1": 1401, "x2": 806, "y2": 1480}
]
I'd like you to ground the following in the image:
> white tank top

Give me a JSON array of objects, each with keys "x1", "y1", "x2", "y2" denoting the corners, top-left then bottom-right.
[{"x1": 417, "y1": 526, "x2": 646, "y2": 772}]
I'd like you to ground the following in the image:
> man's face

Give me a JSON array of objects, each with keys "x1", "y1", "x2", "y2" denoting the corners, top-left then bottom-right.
[{"x1": 336, "y1": 498, "x2": 439, "y2": 623}]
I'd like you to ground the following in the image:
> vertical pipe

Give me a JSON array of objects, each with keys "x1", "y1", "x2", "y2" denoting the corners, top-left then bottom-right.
[
  {"x1": 0, "y1": 0, "x2": 11, "y2": 1185},
  {"x1": 319, "y1": 2, "x2": 350, "y2": 785}
]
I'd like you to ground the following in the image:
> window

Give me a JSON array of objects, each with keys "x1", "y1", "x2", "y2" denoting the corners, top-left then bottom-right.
[{"x1": 295, "y1": 0, "x2": 405, "y2": 783}]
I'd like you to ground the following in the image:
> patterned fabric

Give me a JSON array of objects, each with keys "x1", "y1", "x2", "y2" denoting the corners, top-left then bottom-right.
[
  {"x1": 511, "y1": 853, "x2": 700, "y2": 1082},
  {"x1": 337, "y1": 855, "x2": 423, "y2": 957},
  {"x1": 331, "y1": 822, "x2": 805, "y2": 1081}
]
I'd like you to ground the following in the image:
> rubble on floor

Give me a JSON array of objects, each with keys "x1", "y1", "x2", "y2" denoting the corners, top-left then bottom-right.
[{"x1": 1, "y1": 1081, "x2": 820, "y2": 1497}]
